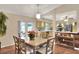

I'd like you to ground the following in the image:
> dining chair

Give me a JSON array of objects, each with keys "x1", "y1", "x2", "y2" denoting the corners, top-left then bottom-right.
[
  {"x1": 37, "y1": 37, "x2": 54, "y2": 54},
  {"x1": 20, "y1": 39, "x2": 34, "y2": 54},
  {"x1": 19, "y1": 39, "x2": 27, "y2": 54},
  {"x1": 13, "y1": 36, "x2": 33, "y2": 54}
]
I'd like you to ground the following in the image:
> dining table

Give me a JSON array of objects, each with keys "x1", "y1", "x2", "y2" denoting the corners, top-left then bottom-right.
[{"x1": 25, "y1": 37, "x2": 54, "y2": 54}]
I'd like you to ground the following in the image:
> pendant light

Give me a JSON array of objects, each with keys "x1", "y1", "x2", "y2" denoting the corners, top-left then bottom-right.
[{"x1": 36, "y1": 4, "x2": 41, "y2": 19}]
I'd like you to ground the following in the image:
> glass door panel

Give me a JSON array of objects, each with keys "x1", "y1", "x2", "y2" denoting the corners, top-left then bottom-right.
[{"x1": 18, "y1": 21, "x2": 26, "y2": 39}]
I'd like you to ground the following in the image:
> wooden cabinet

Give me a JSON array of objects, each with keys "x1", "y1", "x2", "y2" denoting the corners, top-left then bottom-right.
[
  {"x1": 73, "y1": 34, "x2": 79, "y2": 48},
  {"x1": 36, "y1": 20, "x2": 45, "y2": 31},
  {"x1": 55, "y1": 32, "x2": 79, "y2": 49},
  {"x1": 40, "y1": 31, "x2": 53, "y2": 38},
  {"x1": 36, "y1": 20, "x2": 53, "y2": 31}
]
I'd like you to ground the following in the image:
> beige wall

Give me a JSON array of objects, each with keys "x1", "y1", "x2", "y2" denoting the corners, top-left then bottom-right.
[{"x1": 0, "y1": 12, "x2": 35, "y2": 48}]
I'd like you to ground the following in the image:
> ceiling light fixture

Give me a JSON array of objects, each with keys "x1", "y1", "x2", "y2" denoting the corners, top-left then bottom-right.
[{"x1": 36, "y1": 4, "x2": 41, "y2": 19}]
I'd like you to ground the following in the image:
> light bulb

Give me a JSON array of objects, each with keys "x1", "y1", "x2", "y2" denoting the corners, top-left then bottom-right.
[{"x1": 36, "y1": 13, "x2": 40, "y2": 19}]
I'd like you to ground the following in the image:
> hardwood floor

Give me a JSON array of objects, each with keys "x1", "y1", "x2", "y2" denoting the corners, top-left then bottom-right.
[
  {"x1": 0, "y1": 45, "x2": 15, "y2": 54},
  {"x1": 0, "y1": 44, "x2": 79, "y2": 54},
  {"x1": 54, "y1": 44, "x2": 79, "y2": 54}
]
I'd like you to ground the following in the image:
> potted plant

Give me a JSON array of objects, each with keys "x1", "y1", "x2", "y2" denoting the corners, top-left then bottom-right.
[
  {"x1": 0, "y1": 12, "x2": 8, "y2": 47},
  {"x1": 28, "y1": 31, "x2": 35, "y2": 40},
  {"x1": 0, "y1": 12, "x2": 8, "y2": 36}
]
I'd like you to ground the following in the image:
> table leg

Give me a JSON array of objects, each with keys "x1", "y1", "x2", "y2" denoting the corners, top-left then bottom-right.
[
  {"x1": 73, "y1": 38, "x2": 75, "y2": 49},
  {"x1": 33, "y1": 47, "x2": 36, "y2": 54}
]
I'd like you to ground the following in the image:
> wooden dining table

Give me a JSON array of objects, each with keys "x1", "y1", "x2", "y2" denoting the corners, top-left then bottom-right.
[{"x1": 25, "y1": 37, "x2": 54, "y2": 54}]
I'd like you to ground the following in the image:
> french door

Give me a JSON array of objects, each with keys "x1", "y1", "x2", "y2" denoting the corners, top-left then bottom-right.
[{"x1": 18, "y1": 21, "x2": 34, "y2": 40}]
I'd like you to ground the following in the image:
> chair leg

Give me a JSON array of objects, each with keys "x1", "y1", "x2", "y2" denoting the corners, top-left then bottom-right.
[{"x1": 15, "y1": 47, "x2": 19, "y2": 54}]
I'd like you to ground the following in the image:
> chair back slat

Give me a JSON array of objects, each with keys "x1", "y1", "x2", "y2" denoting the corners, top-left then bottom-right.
[
  {"x1": 13, "y1": 36, "x2": 27, "y2": 54},
  {"x1": 13, "y1": 36, "x2": 20, "y2": 54},
  {"x1": 19, "y1": 39, "x2": 26, "y2": 54}
]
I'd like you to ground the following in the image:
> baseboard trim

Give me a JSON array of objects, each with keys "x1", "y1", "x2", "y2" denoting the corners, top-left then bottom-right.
[{"x1": 1, "y1": 44, "x2": 14, "y2": 49}]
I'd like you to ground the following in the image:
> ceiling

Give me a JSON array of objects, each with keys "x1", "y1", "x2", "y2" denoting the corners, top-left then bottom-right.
[{"x1": 0, "y1": 4, "x2": 62, "y2": 19}]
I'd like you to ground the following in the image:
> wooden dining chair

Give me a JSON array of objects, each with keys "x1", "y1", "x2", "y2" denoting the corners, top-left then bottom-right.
[
  {"x1": 19, "y1": 39, "x2": 34, "y2": 54},
  {"x1": 19, "y1": 39, "x2": 27, "y2": 54},
  {"x1": 37, "y1": 37, "x2": 54, "y2": 54},
  {"x1": 13, "y1": 36, "x2": 33, "y2": 54}
]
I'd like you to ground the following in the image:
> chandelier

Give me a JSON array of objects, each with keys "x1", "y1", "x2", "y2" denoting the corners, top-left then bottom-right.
[{"x1": 36, "y1": 4, "x2": 41, "y2": 19}]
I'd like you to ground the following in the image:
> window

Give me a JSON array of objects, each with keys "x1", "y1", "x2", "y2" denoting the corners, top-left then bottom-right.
[
  {"x1": 27, "y1": 23, "x2": 33, "y2": 31},
  {"x1": 18, "y1": 21, "x2": 26, "y2": 39}
]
